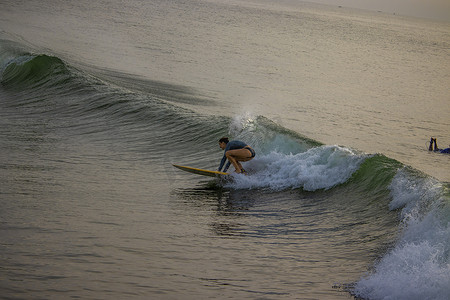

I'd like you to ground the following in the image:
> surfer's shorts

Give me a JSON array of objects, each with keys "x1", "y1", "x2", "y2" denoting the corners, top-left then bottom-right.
[{"x1": 244, "y1": 146, "x2": 256, "y2": 158}]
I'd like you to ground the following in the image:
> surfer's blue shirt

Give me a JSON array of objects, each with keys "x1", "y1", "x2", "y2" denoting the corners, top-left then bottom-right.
[{"x1": 218, "y1": 140, "x2": 248, "y2": 172}]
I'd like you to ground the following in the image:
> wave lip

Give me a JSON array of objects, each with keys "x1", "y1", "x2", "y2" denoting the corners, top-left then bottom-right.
[{"x1": 227, "y1": 145, "x2": 367, "y2": 191}]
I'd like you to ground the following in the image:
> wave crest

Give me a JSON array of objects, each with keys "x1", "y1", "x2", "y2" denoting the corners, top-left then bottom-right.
[
  {"x1": 1, "y1": 54, "x2": 70, "y2": 89},
  {"x1": 226, "y1": 145, "x2": 367, "y2": 191}
]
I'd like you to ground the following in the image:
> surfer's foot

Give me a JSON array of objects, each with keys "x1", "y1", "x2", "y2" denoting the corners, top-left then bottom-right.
[{"x1": 238, "y1": 169, "x2": 247, "y2": 175}]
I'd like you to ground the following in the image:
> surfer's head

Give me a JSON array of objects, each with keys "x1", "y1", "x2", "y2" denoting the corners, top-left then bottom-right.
[
  {"x1": 219, "y1": 137, "x2": 229, "y2": 150},
  {"x1": 219, "y1": 137, "x2": 229, "y2": 144}
]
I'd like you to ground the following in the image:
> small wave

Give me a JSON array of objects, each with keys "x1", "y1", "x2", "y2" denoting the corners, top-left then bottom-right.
[
  {"x1": 1, "y1": 53, "x2": 71, "y2": 89},
  {"x1": 354, "y1": 169, "x2": 450, "y2": 300},
  {"x1": 347, "y1": 154, "x2": 404, "y2": 198}
]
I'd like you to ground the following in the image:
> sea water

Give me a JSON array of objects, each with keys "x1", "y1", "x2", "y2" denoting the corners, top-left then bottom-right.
[{"x1": 0, "y1": 0, "x2": 449, "y2": 299}]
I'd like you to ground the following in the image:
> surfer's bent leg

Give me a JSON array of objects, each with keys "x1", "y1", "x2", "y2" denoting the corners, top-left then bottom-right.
[{"x1": 225, "y1": 148, "x2": 255, "y2": 173}]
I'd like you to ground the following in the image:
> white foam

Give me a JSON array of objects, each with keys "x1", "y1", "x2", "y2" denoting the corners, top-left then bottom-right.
[
  {"x1": 225, "y1": 145, "x2": 366, "y2": 191},
  {"x1": 354, "y1": 169, "x2": 450, "y2": 300}
]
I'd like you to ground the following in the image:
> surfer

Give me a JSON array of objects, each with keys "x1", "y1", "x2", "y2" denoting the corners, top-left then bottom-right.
[
  {"x1": 218, "y1": 137, "x2": 255, "y2": 174},
  {"x1": 428, "y1": 137, "x2": 450, "y2": 154}
]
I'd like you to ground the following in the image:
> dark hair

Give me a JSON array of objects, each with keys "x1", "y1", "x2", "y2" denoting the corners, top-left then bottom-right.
[{"x1": 219, "y1": 137, "x2": 229, "y2": 144}]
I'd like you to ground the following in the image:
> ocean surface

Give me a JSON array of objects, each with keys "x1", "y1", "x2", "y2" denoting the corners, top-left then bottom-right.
[{"x1": 1, "y1": 0, "x2": 449, "y2": 299}]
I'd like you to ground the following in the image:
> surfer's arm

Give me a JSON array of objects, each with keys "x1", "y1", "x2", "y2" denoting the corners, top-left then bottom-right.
[
  {"x1": 223, "y1": 161, "x2": 231, "y2": 172},
  {"x1": 218, "y1": 156, "x2": 231, "y2": 172},
  {"x1": 218, "y1": 153, "x2": 227, "y2": 171},
  {"x1": 218, "y1": 143, "x2": 233, "y2": 171}
]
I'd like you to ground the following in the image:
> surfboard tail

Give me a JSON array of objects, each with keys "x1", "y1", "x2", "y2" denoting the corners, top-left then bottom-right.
[{"x1": 173, "y1": 164, "x2": 230, "y2": 177}]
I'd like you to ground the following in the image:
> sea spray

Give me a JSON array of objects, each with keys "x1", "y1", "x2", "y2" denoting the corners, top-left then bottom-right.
[
  {"x1": 228, "y1": 114, "x2": 321, "y2": 155},
  {"x1": 354, "y1": 169, "x2": 450, "y2": 300},
  {"x1": 225, "y1": 145, "x2": 367, "y2": 191}
]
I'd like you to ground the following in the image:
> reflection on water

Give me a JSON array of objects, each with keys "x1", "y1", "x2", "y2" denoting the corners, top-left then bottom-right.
[
  {"x1": 173, "y1": 180, "x2": 399, "y2": 271},
  {"x1": 173, "y1": 182, "x2": 397, "y2": 298},
  {"x1": 174, "y1": 185, "x2": 256, "y2": 237}
]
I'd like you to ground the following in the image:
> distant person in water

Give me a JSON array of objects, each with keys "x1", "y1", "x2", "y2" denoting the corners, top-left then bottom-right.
[
  {"x1": 218, "y1": 137, "x2": 255, "y2": 174},
  {"x1": 428, "y1": 137, "x2": 450, "y2": 154}
]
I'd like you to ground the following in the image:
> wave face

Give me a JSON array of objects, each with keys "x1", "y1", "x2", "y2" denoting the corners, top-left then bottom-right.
[{"x1": 1, "y1": 39, "x2": 449, "y2": 300}]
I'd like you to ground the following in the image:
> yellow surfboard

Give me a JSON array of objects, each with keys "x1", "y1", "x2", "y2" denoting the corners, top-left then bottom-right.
[{"x1": 173, "y1": 164, "x2": 229, "y2": 177}]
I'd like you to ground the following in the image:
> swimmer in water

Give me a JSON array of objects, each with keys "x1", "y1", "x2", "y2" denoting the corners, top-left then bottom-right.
[{"x1": 428, "y1": 137, "x2": 450, "y2": 154}]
